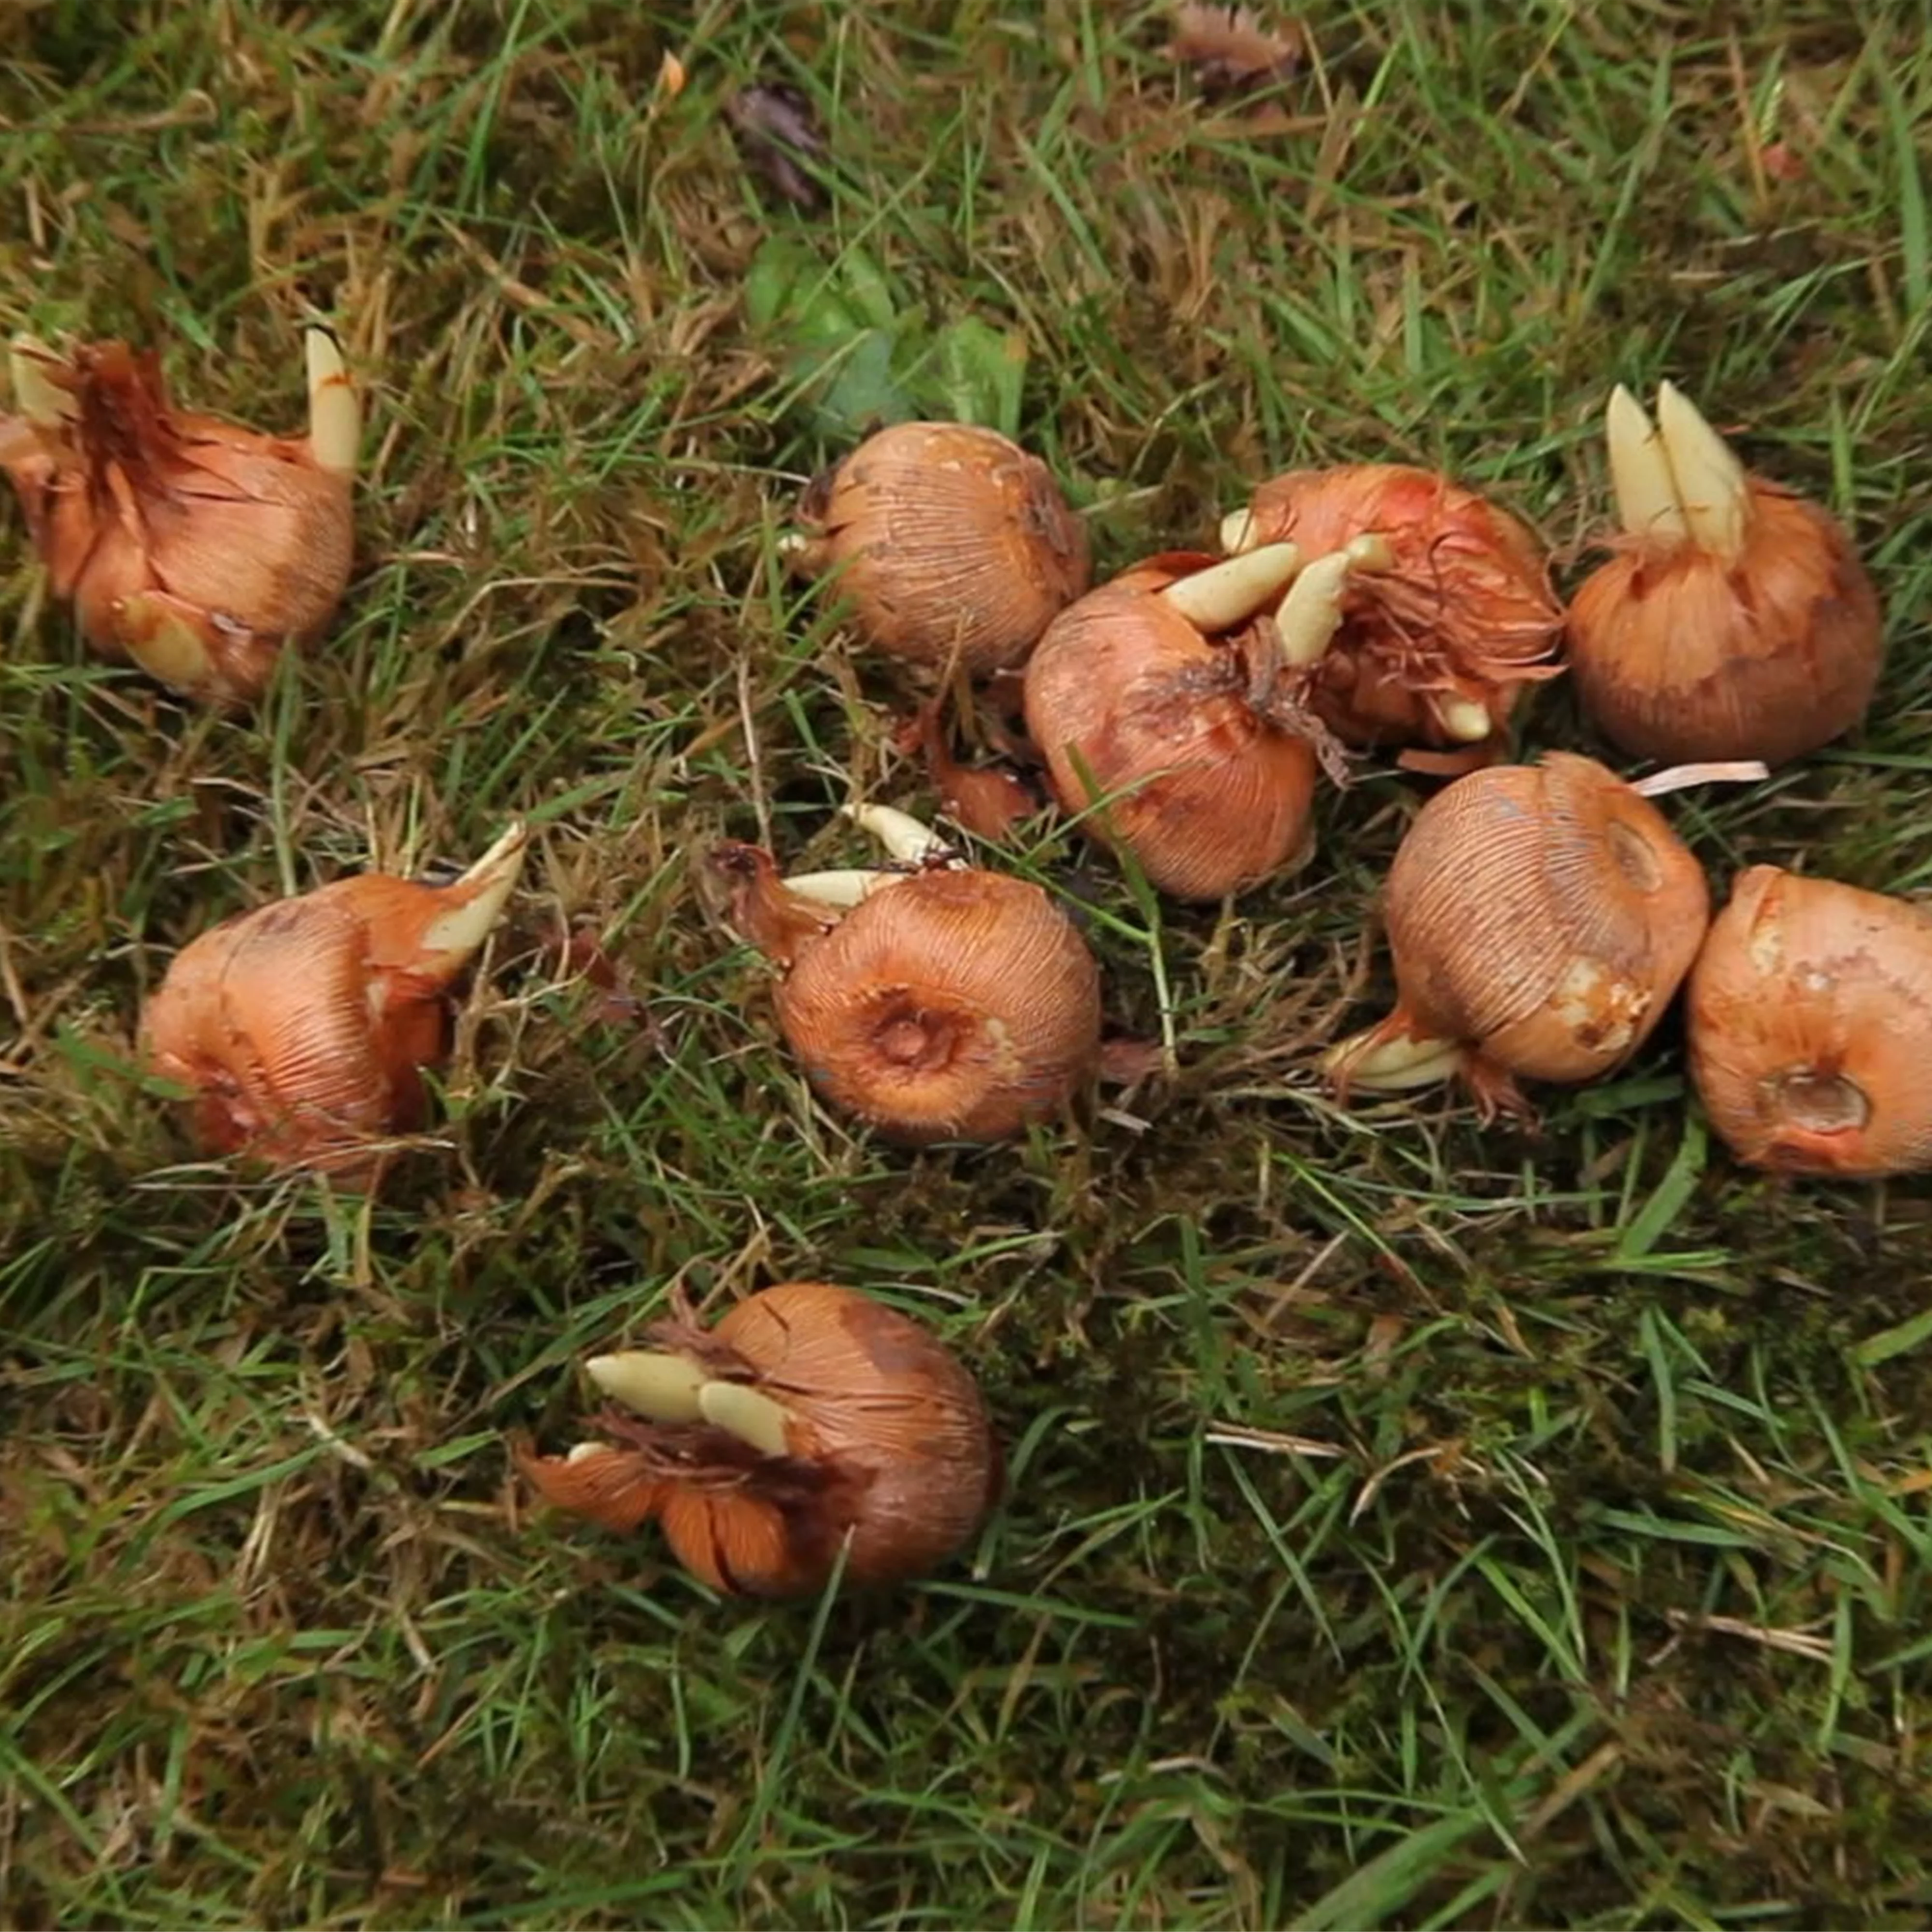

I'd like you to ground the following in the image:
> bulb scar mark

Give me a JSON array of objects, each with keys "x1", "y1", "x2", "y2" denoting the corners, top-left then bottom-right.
[{"x1": 1550, "y1": 957, "x2": 1648, "y2": 1052}]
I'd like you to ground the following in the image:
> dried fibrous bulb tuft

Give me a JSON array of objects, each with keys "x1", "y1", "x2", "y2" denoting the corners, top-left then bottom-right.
[
  {"x1": 1568, "y1": 383, "x2": 1883, "y2": 766},
  {"x1": 519, "y1": 1281, "x2": 1000, "y2": 1596},
  {"x1": 1168, "y1": 4, "x2": 1304, "y2": 98},
  {"x1": 788, "y1": 421, "x2": 1090, "y2": 674},
  {"x1": 1221, "y1": 462, "x2": 1564, "y2": 759},
  {"x1": 714, "y1": 812, "x2": 1101, "y2": 1144},
  {"x1": 1024, "y1": 540, "x2": 1377, "y2": 899},
  {"x1": 1325, "y1": 753, "x2": 1717, "y2": 1119},
  {"x1": 140, "y1": 823, "x2": 526, "y2": 1184},
  {"x1": 1687, "y1": 867, "x2": 1932, "y2": 1176},
  {"x1": 0, "y1": 326, "x2": 359, "y2": 703}
]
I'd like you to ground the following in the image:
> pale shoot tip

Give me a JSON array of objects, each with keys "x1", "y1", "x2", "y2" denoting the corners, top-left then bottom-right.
[
  {"x1": 1604, "y1": 383, "x2": 1690, "y2": 549},
  {"x1": 1269, "y1": 541, "x2": 1384, "y2": 670},
  {"x1": 1653, "y1": 380, "x2": 1751, "y2": 563},
  {"x1": 1159, "y1": 541, "x2": 1302, "y2": 632},
  {"x1": 780, "y1": 867, "x2": 911, "y2": 909},
  {"x1": 302, "y1": 326, "x2": 360, "y2": 479},
  {"x1": 114, "y1": 593, "x2": 218, "y2": 695},
  {"x1": 843, "y1": 801, "x2": 950, "y2": 866},
  {"x1": 696, "y1": 1379, "x2": 795, "y2": 1457},
  {"x1": 416, "y1": 821, "x2": 529, "y2": 971},
  {"x1": 1629, "y1": 758, "x2": 1768, "y2": 799},
  {"x1": 1435, "y1": 696, "x2": 1495, "y2": 744},
  {"x1": 1218, "y1": 506, "x2": 1260, "y2": 555},
  {"x1": 585, "y1": 1350, "x2": 709, "y2": 1423},
  {"x1": 1324, "y1": 1026, "x2": 1467, "y2": 1093}
]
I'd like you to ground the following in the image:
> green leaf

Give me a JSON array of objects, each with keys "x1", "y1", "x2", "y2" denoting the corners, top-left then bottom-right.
[
  {"x1": 933, "y1": 316, "x2": 1029, "y2": 435},
  {"x1": 1615, "y1": 1115, "x2": 1705, "y2": 1262},
  {"x1": 1853, "y1": 1302, "x2": 1932, "y2": 1369},
  {"x1": 833, "y1": 244, "x2": 902, "y2": 333},
  {"x1": 742, "y1": 234, "x2": 817, "y2": 336},
  {"x1": 1291, "y1": 1811, "x2": 1493, "y2": 1931},
  {"x1": 809, "y1": 327, "x2": 916, "y2": 437}
]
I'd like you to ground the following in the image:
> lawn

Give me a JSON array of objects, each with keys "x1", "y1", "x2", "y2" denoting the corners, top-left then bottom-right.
[{"x1": 5, "y1": 1, "x2": 1932, "y2": 1926}]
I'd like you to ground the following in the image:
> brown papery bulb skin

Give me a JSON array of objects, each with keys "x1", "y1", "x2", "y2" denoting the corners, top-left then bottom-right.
[
  {"x1": 902, "y1": 700, "x2": 1037, "y2": 842},
  {"x1": 1236, "y1": 464, "x2": 1563, "y2": 750},
  {"x1": 1568, "y1": 482, "x2": 1882, "y2": 767},
  {"x1": 0, "y1": 339, "x2": 354, "y2": 703},
  {"x1": 140, "y1": 829, "x2": 524, "y2": 1185},
  {"x1": 777, "y1": 867, "x2": 1102, "y2": 1144},
  {"x1": 1687, "y1": 868, "x2": 1932, "y2": 1177},
  {"x1": 794, "y1": 421, "x2": 1090, "y2": 674},
  {"x1": 143, "y1": 885, "x2": 434, "y2": 1181},
  {"x1": 1380, "y1": 753, "x2": 1709, "y2": 1105},
  {"x1": 1023, "y1": 569, "x2": 1316, "y2": 900},
  {"x1": 520, "y1": 1282, "x2": 1001, "y2": 1596}
]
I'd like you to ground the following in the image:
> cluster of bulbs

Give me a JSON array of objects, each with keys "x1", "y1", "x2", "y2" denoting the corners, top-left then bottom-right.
[
  {"x1": 1, "y1": 323, "x2": 1920, "y2": 1597},
  {"x1": 781, "y1": 407, "x2": 1917, "y2": 1179}
]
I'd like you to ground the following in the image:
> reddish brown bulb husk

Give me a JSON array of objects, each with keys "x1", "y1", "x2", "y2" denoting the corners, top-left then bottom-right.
[
  {"x1": 1023, "y1": 543, "x2": 1343, "y2": 900},
  {"x1": 1327, "y1": 753, "x2": 1711, "y2": 1119},
  {"x1": 1224, "y1": 462, "x2": 1564, "y2": 755},
  {"x1": 790, "y1": 420, "x2": 1089, "y2": 675},
  {"x1": 140, "y1": 824, "x2": 526, "y2": 1185},
  {"x1": 519, "y1": 1281, "x2": 1000, "y2": 1596},
  {"x1": 0, "y1": 328, "x2": 359, "y2": 704},
  {"x1": 1687, "y1": 867, "x2": 1932, "y2": 1176},
  {"x1": 717, "y1": 841, "x2": 1101, "y2": 1144},
  {"x1": 1568, "y1": 384, "x2": 1883, "y2": 766},
  {"x1": 901, "y1": 698, "x2": 1038, "y2": 841}
]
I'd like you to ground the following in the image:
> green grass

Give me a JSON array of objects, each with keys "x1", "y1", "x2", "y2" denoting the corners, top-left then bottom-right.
[{"x1": 6, "y1": 0, "x2": 1932, "y2": 1925}]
